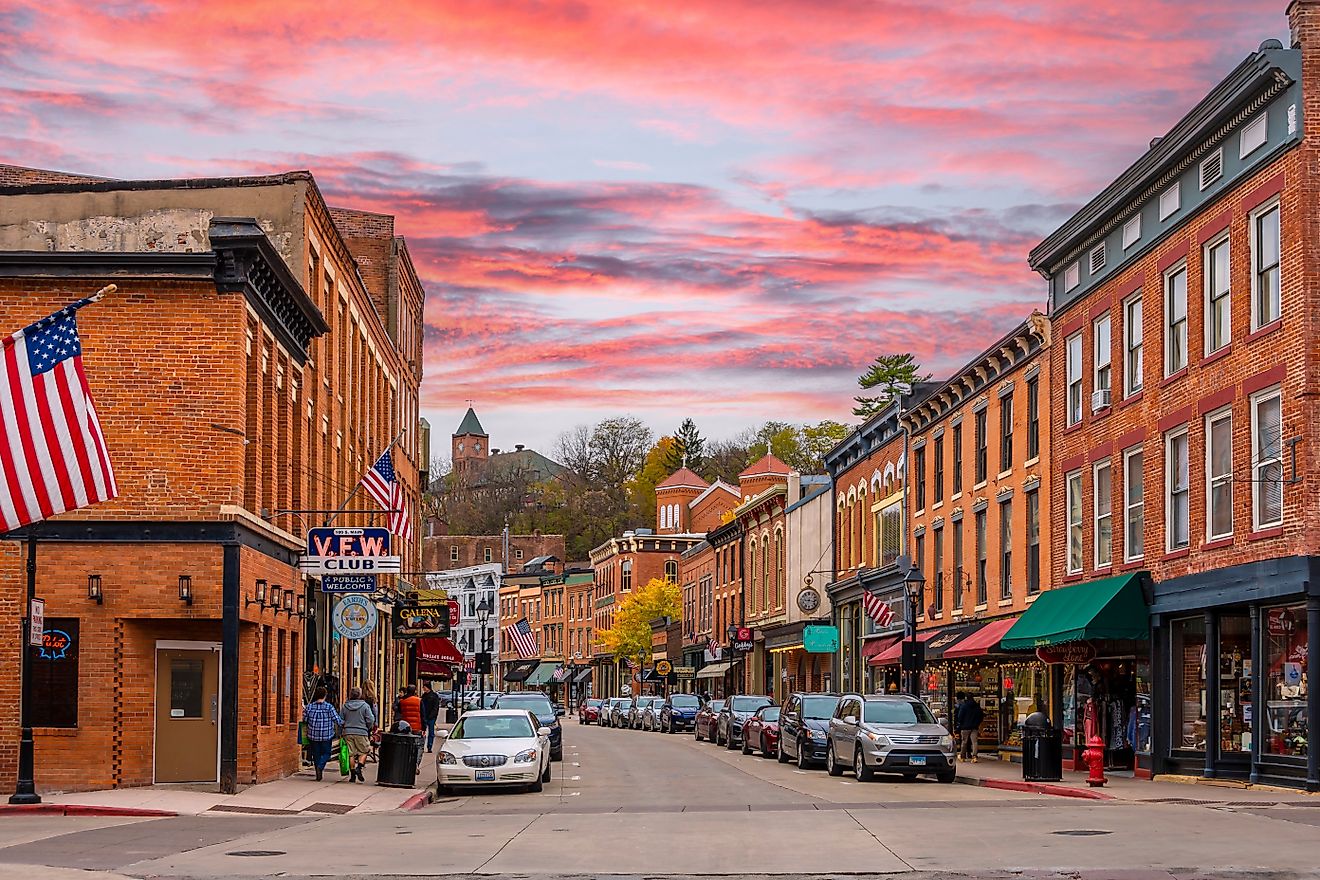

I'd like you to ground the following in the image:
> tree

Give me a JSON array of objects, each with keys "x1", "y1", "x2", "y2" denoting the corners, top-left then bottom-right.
[
  {"x1": 663, "y1": 418, "x2": 707, "y2": 475},
  {"x1": 628, "y1": 435, "x2": 680, "y2": 516},
  {"x1": 853, "y1": 352, "x2": 931, "y2": 418},
  {"x1": 596, "y1": 577, "x2": 682, "y2": 662}
]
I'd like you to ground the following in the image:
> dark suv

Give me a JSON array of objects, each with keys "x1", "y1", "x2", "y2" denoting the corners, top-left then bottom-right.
[
  {"x1": 716, "y1": 694, "x2": 773, "y2": 749},
  {"x1": 492, "y1": 692, "x2": 565, "y2": 761},
  {"x1": 777, "y1": 692, "x2": 840, "y2": 768}
]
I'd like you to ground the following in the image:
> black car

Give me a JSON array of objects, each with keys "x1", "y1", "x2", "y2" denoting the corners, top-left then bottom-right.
[
  {"x1": 777, "y1": 692, "x2": 840, "y2": 768},
  {"x1": 492, "y1": 692, "x2": 565, "y2": 761},
  {"x1": 658, "y1": 693, "x2": 702, "y2": 733},
  {"x1": 716, "y1": 694, "x2": 772, "y2": 749}
]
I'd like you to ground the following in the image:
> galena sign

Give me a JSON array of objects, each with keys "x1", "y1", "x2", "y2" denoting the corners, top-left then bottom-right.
[{"x1": 300, "y1": 527, "x2": 401, "y2": 576}]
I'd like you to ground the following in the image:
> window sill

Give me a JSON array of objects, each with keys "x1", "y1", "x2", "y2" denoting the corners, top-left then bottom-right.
[
  {"x1": 1064, "y1": 421, "x2": 1084, "y2": 435},
  {"x1": 1120, "y1": 390, "x2": 1143, "y2": 408},
  {"x1": 997, "y1": 470, "x2": 1012, "y2": 481},
  {"x1": 1202, "y1": 346, "x2": 1232, "y2": 367},
  {"x1": 1249, "y1": 526, "x2": 1284, "y2": 541},
  {"x1": 1120, "y1": 557, "x2": 1145, "y2": 570},
  {"x1": 1162, "y1": 548, "x2": 1190, "y2": 561},
  {"x1": 1246, "y1": 319, "x2": 1282, "y2": 343},
  {"x1": 932, "y1": 612, "x2": 944, "y2": 620},
  {"x1": 1161, "y1": 368, "x2": 1188, "y2": 388},
  {"x1": 1090, "y1": 405, "x2": 1111, "y2": 422},
  {"x1": 998, "y1": 598, "x2": 1013, "y2": 608},
  {"x1": 914, "y1": 509, "x2": 925, "y2": 519},
  {"x1": 1202, "y1": 536, "x2": 1234, "y2": 551},
  {"x1": 1063, "y1": 571, "x2": 1084, "y2": 583},
  {"x1": 973, "y1": 481, "x2": 988, "y2": 492},
  {"x1": 1093, "y1": 563, "x2": 1113, "y2": 574},
  {"x1": 1025, "y1": 456, "x2": 1040, "y2": 469},
  {"x1": 1025, "y1": 592, "x2": 1040, "y2": 603},
  {"x1": 951, "y1": 492, "x2": 963, "y2": 503},
  {"x1": 932, "y1": 501, "x2": 944, "y2": 510},
  {"x1": 974, "y1": 603, "x2": 988, "y2": 612}
]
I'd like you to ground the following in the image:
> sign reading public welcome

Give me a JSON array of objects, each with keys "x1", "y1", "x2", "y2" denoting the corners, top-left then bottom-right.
[{"x1": 300, "y1": 527, "x2": 400, "y2": 575}]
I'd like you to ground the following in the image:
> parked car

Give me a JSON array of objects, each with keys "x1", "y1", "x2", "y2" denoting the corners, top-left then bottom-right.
[
  {"x1": 693, "y1": 699, "x2": 725, "y2": 742},
  {"x1": 825, "y1": 693, "x2": 956, "y2": 783},
  {"x1": 717, "y1": 694, "x2": 773, "y2": 749},
  {"x1": 659, "y1": 693, "x2": 702, "y2": 733},
  {"x1": 464, "y1": 691, "x2": 503, "y2": 710},
  {"x1": 435, "y1": 709, "x2": 552, "y2": 795},
  {"x1": 778, "y1": 692, "x2": 840, "y2": 768},
  {"x1": 492, "y1": 692, "x2": 565, "y2": 761},
  {"x1": 579, "y1": 698, "x2": 604, "y2": 725},
  {"x1": 608, "y1": 698, "x2": 632, "y2": 728},
  {"x1": 640, "y1": 697, "x2": 667, "y2": 731},
  {"x1": 631, "y1": 696, "x2": 663, "y2": 730},
  {"x1": 741, "y1": 705, "x2": 781, "y2": 758}
]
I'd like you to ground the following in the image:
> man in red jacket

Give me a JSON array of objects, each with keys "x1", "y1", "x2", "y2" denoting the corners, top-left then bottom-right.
[{"x1": 398, "y1": 684, "x2": 424, "y2": 732}]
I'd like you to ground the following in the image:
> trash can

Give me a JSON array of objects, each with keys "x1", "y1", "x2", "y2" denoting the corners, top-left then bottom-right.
[
  {"x1": 1022, "y1": 710, "x2": 1062, "y2": 782},
  {"x1": 377, "y1": 723, "x2": 422, "y2": 788}
]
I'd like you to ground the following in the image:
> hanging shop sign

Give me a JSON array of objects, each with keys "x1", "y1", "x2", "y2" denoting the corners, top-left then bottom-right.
[
  {"x1": 392, "y1": 604, "x2": 450, "y2": 640},
  {"x1": 655, "y1": 660, "x2": 673, "y2": 676},
  {"x1": 674, "y1": 666, "x2": 696, "y2": 679},
  {"x1": 300, "y1": 527, "x2": 399, "y2": 575},
  {"x1": 448, "y1": 599, "x2": 461, "y2": 628},
  {"x1": 331, "y1": 595, "x2": 378, "y2": 640},
  {"x1": 321, "y1": 574, "x2": 377, "y2": 594},
  {"x1": 1035, "y1": 642, "x2": 1097, "y2": 665},
  {"x1": 803, "y1": 624, "x2": 840, "y2": 654}
]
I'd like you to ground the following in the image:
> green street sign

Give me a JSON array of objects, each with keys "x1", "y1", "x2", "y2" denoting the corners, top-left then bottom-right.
[{"x1": 803, "y1": 624, "x2": 839, "y2": 654}]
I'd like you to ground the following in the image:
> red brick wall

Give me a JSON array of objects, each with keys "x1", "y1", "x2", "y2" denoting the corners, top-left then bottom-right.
[
  {"x1": 422, "y1": 533, "x2": 566, "y2": 571},
  {"x1": 833, "y1": 433, "x2": 904, "y2": 579}
]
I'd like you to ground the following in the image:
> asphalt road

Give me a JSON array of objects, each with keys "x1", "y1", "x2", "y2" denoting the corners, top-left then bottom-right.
[{"x1": 1, "y1": 721, "x2": 1318, "y2": 879}]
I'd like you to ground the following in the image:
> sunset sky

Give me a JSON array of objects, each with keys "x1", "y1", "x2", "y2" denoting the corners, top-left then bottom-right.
[{"x1": 2, "y1": 0, "x2": 1284, "y2": 455}]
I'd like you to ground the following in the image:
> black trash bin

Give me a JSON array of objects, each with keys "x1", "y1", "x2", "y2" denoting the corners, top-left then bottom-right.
[
  {"x1": 1021, "y1": 710, "x2": 1062, "y2": 782},
  {"x1": 377, "y1": 723, "x2": 422, "y2": 788}
]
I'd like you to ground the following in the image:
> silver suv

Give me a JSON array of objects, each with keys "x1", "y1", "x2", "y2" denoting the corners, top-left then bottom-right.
[{"x1": 825, "y1": 694, "x2": 956, "y2": 783}]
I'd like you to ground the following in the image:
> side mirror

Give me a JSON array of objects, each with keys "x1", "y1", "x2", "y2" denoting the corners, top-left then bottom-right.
[
  {"x1": 537, "y1": 727, "x2": 551, "y2": 737},
  {"x1": 436, "y1": 729, "x2": 450, "y2": 739},
  {"x1": 843, "y1": 715, "x2": 858, "y2": 726}
]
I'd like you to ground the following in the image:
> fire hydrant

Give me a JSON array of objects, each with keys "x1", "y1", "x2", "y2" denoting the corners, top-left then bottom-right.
[{"x1": 1082, "y1": 734, "x2": 1107, "y2": 787}]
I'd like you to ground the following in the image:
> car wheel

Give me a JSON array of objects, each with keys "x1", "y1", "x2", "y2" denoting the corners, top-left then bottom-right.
[
  {"x1": 937, "y1": 769, "x2": 956, "y2": 784},
  {"x1": 529, "y1": 776, "x2": 544, "y2": 793},
  {"x1": 797, "y1": 741, "x2": 811, "y2": 770},
  {"x1": 551, "y1": 748, "x2": 562, "y2": 763},
  {"x1": 826, "y1": 742, "x2": 843, "y2": 776},
  {"x1": 854, "y1": 747, "x2": 874, "y2": 782},
  {"x1": 762, "y1": 737, "x2": 775, "y2": 759},
  {"x1": 541, "y1": 762, "x2": 552, "y2": 783},
  {"x1": 726, "y1": 729, "x2": 738, "y2": 751},
  {"x1": 777, "y1": 740, "x2": 789, "y2": 763},
  {"x1": 435, "y1": 783, "x2": 451, "y2": 797}
]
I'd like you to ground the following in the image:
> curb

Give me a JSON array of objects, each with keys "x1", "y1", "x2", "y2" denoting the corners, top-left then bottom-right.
[
  {"x1": 399, "y1": 789, "x2": 433, "y2": 811},
  {"x1": 955, "y1": 774, "x2": 1116, "y2": 801},
  {"x1": 0, "y1": 804, "x2": 178, "y2": 817}
]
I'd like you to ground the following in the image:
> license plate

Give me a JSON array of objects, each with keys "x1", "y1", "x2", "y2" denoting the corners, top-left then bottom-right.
[
  {"x1": 908, "y1": 755, "x2": 927, "y2": 766},
  {"x1": 475, "y1": 769, "x2": 496, "y2": 781}
]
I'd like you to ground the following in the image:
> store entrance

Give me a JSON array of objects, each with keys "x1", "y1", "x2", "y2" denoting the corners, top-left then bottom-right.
[{"x1": 1075, "y1": 658, "x2": 1146, "y2": 773}]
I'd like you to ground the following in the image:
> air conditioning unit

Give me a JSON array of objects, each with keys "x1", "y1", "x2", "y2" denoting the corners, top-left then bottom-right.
[{"x1": 1091, "y1": 389, "x2": 1111, "y2": 411}]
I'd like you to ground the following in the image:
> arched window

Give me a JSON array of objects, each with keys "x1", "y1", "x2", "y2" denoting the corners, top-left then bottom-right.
[
  {"x1": 748, "y1": 538, "x2": 758, "y2": 612},
  {"x1": 838, "y1": 506, "x2": 849, "y2": 569},
  {"x1": 761, "y1": 535, "x2": 770, "y2": 613},
  {"x1": 774, "y1": 529, "x2": 785, "y2": 608},
  {"x1": 664, "y1": 559, "x2": 678, "y2": 583}
]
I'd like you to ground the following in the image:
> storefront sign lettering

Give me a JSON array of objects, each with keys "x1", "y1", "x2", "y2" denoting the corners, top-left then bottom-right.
[
  {"x1": 803, "y1": 624, "x2": 839, "y2": 653},
  {"x1": 1035, "y1": 642, "x2": 1097, "y2": 664},
  {"x1": 38, "y1": 628, "x2": 72, "y2": 660},
  {"x1": 1267, "y1": 607, "x2": 1298, "y2": 635}
]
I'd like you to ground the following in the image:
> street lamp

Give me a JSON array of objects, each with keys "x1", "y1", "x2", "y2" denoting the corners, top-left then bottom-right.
[
  {"x1": 902, "y1": 565, "x2": 926, "y2": 698},
  {"x1": 476, "y1": 596, "x2": 492, "y2": 710}
]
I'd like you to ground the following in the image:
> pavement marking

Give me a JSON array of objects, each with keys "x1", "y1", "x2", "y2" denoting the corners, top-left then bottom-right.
[{"x1": 570, "y1": 776, "x2": 581, "y2": 781}]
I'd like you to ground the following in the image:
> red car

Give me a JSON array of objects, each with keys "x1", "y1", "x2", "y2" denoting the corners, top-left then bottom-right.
[
  {"x1": 578, "y1": 698, "x2": 604, "y2": 725},
  {"x1": 741, "y1": 705, "x2": 781, "y2": 758},
  {"x1": 693, "y1": 700, "x2": 724, "y2": 742}
]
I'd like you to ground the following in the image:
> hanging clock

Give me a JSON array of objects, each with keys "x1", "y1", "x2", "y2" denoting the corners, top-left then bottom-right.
[{"x1": 797, "y1": 588, "x2": 821, "y2": 613}]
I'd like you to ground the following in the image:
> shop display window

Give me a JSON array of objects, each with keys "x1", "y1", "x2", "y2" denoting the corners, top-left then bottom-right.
[
  {"x1": 999, "y1": 663, "x2": 1047, "y2": 748},
  {"x1": 1218, "y1": 615, "x2": 1252, "y2": 754},
  {"x1": 1133, "y1": 660, "x2": 1152, "y2": 754},
  {"x1": 953, "y1": 664, "x2": 1000, "y2": 746},
  {"x1": 1171, "y1": 617, "x2": 1207, "y2": 751},
  {"x1": 1062, "y1": 673, "x2": 1077, "y2": 747},
  {"x1": 1263, "y1": 604, "x2": 1308, "y2": 759},
  {"x1": 924, "y1": 668, "x2": 950, "y2": 728}
]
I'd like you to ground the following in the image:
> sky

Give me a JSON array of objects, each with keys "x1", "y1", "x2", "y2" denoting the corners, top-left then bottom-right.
[{"x1": 2, "y1": 0, "x2": 1284, "y2": 455}]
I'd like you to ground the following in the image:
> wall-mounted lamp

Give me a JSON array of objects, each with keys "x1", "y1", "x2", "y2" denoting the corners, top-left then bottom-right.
[
  {"x1": 269, "y1": 584, "x2": 283, "y2": 612},
  {"x1": 296, "y1": 594, "x2": 306, "y2": 619},
  {"x1": 88, "y1": 574, "x2": 103, "y2": 604},
  {"x1": 282, "y1": 588, "x2": 294, "y2": 614},
  {"x1": 246, "y1": 578, "x2": 268, "y2": 608},
  {"x1": 178, "y1": 575, "x2": 193, "y2": 606}
]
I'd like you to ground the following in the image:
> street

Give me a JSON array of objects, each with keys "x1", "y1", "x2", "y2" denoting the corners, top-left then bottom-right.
[{"x1": 1, "y1": 722, "x2": 1318, "y2": 880}]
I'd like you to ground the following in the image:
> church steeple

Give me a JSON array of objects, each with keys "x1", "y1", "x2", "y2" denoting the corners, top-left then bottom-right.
[{"x1": 452, "y1": 405, "x2": 489, "y2": 474}]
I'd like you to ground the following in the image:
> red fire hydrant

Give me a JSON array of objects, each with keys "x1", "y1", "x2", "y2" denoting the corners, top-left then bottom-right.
[{"x1": 1082, "y1": 734, "x2": 1107, "y2": 787}]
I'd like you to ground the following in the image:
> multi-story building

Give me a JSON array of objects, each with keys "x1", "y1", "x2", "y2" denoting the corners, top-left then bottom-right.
[
  {"x1": 778, "y1": 474, "x2": 834, "y2": 700},
  {"x1": 734, "y1": 461, "x2": 791, "y2": 697},
  {"x1": 1023, "y1": 10, "x2": 1318, "y2": 790},
  {"x1": 563, "y1": 570, "x2": 596, "y2": 700},
  {"x1": 0, "y1": 166, "x2": 424, "y2": 793},
  {"x1": 680, "y1": 540, "x2": 717, "y2": 692},
  {"x1": 423, "y1": 531, "x2": 566, "y2": 570},
  {"x1": 424, "y1": 562, "x2": 500, "y2": 663},
  {"x1": 656, "y1": 467, "x2": 739, "y2": 535}
]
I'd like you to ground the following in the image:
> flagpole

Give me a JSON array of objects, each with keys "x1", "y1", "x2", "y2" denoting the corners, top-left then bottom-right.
[{"x1": 325, "y1": 428, "x2": 405, "y2": 527}]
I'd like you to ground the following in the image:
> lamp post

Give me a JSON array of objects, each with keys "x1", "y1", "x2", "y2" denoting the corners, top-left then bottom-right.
[
  {"x1": 902, "y1": 565, "x2": 926, "y2": 698},
  {"x1": 476, "y1": 596, "x2": 492, "y2": 710}
]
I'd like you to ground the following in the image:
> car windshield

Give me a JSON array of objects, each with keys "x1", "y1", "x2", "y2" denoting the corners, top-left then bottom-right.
[
  {"x1": 707, "y1": 701, "x2": 725, "y2": 712},
  {"x1": 758, "y1": 707, "x2": 781, "y2": 722},
  {"x1": 864, "y1": 700, "x2": 936, "y2": 725},
  {"x1": 670, "y1": 695, "x2": 700, "y2": 708},
  {"x1": 801, "y1": 696, "x2": 839, "y2": 719},
  {"x1": 451, "y1": 714, "x2": 535, "y2": 739},
  {"x1": 586, "y1": 699, "x2": 603, "y2": 708},
  {"x1": 731, "y1": 696, "x2": 771, "y2": 712},
  {"x1": 498, "y1": 696, "x2": 554, "y2": 714}
]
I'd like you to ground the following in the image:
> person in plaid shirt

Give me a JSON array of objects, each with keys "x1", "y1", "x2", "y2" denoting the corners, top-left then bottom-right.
[{"x1": 302, "y1": 686, "x2": 343, "y2": 780}]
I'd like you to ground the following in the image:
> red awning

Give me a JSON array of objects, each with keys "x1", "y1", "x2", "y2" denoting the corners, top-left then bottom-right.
[
  {"x1": 416, "y1": 637, "x2": 464, "y2": 665},
  {"x1": 861, "y1": 634, "x2": 901, "y2": 660},
  {"x1": 869, "y1": 630, "x2": 937, "y2": 666},
  {"x1": 417, "y1": 660, "x2": 454, "y2": 679},
  {"x1": 943, "y1": 617, "x2": 1020, "y2": 659}
]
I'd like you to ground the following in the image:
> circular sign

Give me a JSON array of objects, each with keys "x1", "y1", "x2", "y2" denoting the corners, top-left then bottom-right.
[
  {"x1": 797, "y1": 588, "x2": 821, "y2": 613},
  {"x1": 655, "y1": 660, "x2": 673, "y2": 676},
  {"x1": 332, "y1": 595, "x2": 377, "y2": 640}
]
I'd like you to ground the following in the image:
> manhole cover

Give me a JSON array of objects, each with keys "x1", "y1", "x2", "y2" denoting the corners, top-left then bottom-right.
[
  {"x1": 1050, "y1": 830, "x2": 1112, "y2": 837},
  {"x1": 227, "y1": 851, "x2": 287, "y2": 857}
]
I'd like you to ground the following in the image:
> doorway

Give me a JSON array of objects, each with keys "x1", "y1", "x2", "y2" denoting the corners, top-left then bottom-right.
[{"x1": 155, "y1": 644, "x2": 220, "y2": 783}]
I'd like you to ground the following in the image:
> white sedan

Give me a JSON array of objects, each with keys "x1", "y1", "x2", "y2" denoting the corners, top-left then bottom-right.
[{"x1": 436, "y1": 709, "x2": 552, "y2": 794}]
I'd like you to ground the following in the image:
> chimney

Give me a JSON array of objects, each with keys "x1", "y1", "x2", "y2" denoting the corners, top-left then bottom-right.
[{"x1": 788, "y1": 471, "x2": 802, "y2": 504}]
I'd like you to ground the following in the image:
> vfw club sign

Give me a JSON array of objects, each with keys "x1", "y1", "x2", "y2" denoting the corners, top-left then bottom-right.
[{"x1": 300, "y1": 527, "x2": 401, "y2": 582}]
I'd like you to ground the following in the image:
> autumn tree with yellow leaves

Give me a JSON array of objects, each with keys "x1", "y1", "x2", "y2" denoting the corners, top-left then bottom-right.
[{"x1": 596, "y1": 577, "x2": 682, "y2": 662}]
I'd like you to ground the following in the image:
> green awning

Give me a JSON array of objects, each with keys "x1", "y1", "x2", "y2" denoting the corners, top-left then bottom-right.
[
  {"x1": 524, "y1": 662, "x2": 560, "y2": 686},
  {"x1": 1000, "y1": 573, "x2": 1148, "y2": 650}
]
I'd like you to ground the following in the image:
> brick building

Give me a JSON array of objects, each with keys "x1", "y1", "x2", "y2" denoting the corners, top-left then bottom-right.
[
  {"x1": 422, "y1": 532, "x2": 566, "y2": 572},
  {"x1": 0, "y1": 167, "x2": 424, "y2": 793},
  {"x1": 1022, "y1": 9, "x2": 1318, "y2": 789},
  {"x1": 655, "y1": 467, "x2": 738, "y2": 535}
]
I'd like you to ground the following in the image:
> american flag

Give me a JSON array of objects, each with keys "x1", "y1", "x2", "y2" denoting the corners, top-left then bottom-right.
[
  {"x1": 505, "y1": 617, "x2": 538, "y2": 659},
  {"x1": 705, "y1": 637, "x2": 721, "y2": 660},
  {"x1": 861, "y1": 589, "x2": 895, "y2": 629},
  {"x1": 1, "y1": 297, "x2": 117, "y2": 533},
  {"x1": 360, "y1": 448, "x2": 412, "y2": 542}
]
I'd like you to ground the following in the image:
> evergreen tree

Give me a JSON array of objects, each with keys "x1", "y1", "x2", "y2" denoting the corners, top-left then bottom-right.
[
  {"x1": 664, "y1": 417, "x2": 707, "y2": 475},
  {"x1": 853, "y1": 353, "x2": 931, "y2": 418}
]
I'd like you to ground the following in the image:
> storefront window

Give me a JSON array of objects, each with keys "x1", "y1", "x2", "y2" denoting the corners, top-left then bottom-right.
[
  {"x1": 1062, "y1": 671, "x2": 1077, "y2": 748},
  {"x1": 1133, "y1": 659, "x2": 1152, "y2": 754},
  {"x1": 953, "y1": 664, "x2": 1000, "y2": 747},
  {"x1": 999, "y1": 663, "x2": 1047, "y2": 749},
  {"x1": 1218, "y1": 614, "x2": 1252, "y2": 754},
  {"x1": 1171, "y1": 617, "x2": 1207, "y2": 751},
  {"x1": 1263, "y1": 604, "x2": 1308, "y2": 758},
  {"x1": 923, "y1": 668, "x2": 950, "y2": 728},
  {"x1": 839, "y1": 605, "x2": 855, "y2": 694}
]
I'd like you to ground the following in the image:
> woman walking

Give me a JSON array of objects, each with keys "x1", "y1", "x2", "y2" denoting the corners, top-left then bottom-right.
[
  {"x1": 301, "y1": 686, "x2": 343, "y2": 781},
  {"x1": 362, "y1": 681, "x2": 381, "y2": 762},
  {"x1": 340, "y1": 687, "x2": 376, "y2": 783}
]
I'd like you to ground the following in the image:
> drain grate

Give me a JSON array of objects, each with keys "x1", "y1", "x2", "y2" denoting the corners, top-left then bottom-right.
[
  {"x1": 208, "y1": 804, "x2": 301, "y2": 815},
  {"x1": 227, "y1": 851, "x2": 287, "y2": 857},
  {"x1": 1143, "y1": 797, "x2": 1221, "y2": 805},
  {"x1": 1050, "y1": 830, "x2": 1112, "y2": 836},
  {"x1": 303, "y1": 802, "x2": 355, "y2": 814}
]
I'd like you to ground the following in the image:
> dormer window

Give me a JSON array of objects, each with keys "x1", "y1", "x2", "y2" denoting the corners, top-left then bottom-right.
[
  {"x1": 1241, "y1": 113, "x2": 1268, "y2": 159},
  {"x1": 1159, "y1": 184, "x2": 1181, "y2": 220}
]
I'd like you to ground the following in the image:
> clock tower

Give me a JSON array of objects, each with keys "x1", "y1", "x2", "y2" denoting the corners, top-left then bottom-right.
[{"x1": 452, "y1": 406, "x2": 489, "y2": 475}]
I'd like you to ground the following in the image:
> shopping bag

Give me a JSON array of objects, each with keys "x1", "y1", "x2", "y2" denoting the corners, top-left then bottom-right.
[
  {"x1": 297, "y1": 722, "x2": 307, "y2": 745},
  {"x1": 338, "y1": 738, "x2": 351, "y2": 776}
]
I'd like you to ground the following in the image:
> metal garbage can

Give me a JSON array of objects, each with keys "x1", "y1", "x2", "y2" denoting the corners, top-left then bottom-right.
[
  {"x1": 377, "y1": 723, "x2": 422, "y2": 788},
  {"x1": 1022, "y1": 710, "x2": 1062, "y2": 782}
]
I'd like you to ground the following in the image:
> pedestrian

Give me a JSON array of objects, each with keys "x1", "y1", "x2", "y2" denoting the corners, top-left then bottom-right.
[
  {"x1": 954, "y1": 691, "x2": 984, "y2": 763},
  {"x1": 362, "y1": 680, "x2": 381, "y2": 762},
  {"x1": 301, "y1": 686, "x2": 343, "y2": 781},
  {"x1": 398, "y1": 684, "x2": 424, "y2": 732},
  {"x1": 392, "y1": 686, "x2": 406, "y2": 721},
  {"x1": 420, "y1": 681, "x2": 441, "y2": 752},
  {"x1": 340, "y1": 687, "x2": 376, "y2": 783}
]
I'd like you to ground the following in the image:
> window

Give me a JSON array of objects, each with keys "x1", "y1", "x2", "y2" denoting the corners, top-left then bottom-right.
[
  {"x1": 1124, "y1": 294, "x2": 1144, "y2": 396},
  {"x1": 1252, "y1": 387, "x2": 1284, "y2": 529},
  {"x1": 1089, "y1": 243, "x2": 1106, "y2": 274},
  {"x1": 932, "y1": 527, "x2": 944, "y2": 614},
  {"x1": 1093, "y1": 312, "x2": 1112, "y2": 402},
  {"x1": 664, "y1": 560, "x2": 679, "y2": 583},
  {"x1": 1124, "y1": 448, "x2": 1144, "y2": 560},
  {"x1": 1064, "y1": 262, "x2": 1080, "y2": 291},
  {"x1": 1165, "y1": 264, "x2": 1188, "y2": 376},
  {"x1": 879, "y1": 501, "x2": 902, "y2": 567},
  {"x1": 1206, "y1": 409, "x2": 1233, "y2": 540},
  {"x1": 1159, "y1": 183, "x2": 1180, "y2": 220},
  {"x1": 1263, "y1": 603, "x2": 1307, "y2": 757},
  {"x1": 1026, "y1": 376, "x2": 1040, "y2": 459},
  {"x1": 450, "y1": 545, "x2": 459, "y2": 562},
  {"x1": 1240, "y1": 113, "x2": 1268, "y2": 158},
  {"x1": 1166, "y1": 428, "x2": 1190, "y2": 551},
  {"x1": 1199, "y1": 147, "x2": 1223, "y2": 190},
  {"x1": 1066, "y1": 471, "x2": 1083, "y2": 574},
  {"x1": 914, "y1": 532, "x2": 926, "y2": 612},
  {"x1": 1205, "y1": 236, "x2": 1231, "y2": 353},
  {"x1": 1252, "y1": 202, "x2": 1281, "y2": 329},
  {"x1": 515, "y1": 548, "x2": 524, "y2": 560},
  {"x1": 974, "y1": 410, "x2": 988, "y2": 483},
  {"x1": 999, "y1": 394, "x2": 1013, "y2": 472},
  {"x1": 26, "y1": 618, "x2": 78, "y2": 727},
  {"x1": 484, "y1": 547, "x2": 493, "y2": 563},
  {"x1": 952, "y1": 520, "x2": 964, "y2": 610},
  {"x1": 975, "y1": 509, "x2": 987, "y2": 606},
  {"x1": 933, "y1": 435, "x2": 944, "y2": 502},
  {"x1": 1066, "y1": 333, "x2": 1083, "y2": 426},
  {"x1": 621, "y1": 560, "x2": 633, "y2": 592},
  {"x1": 952, "y1": 424, "x2": 963, "y2": 494},
  {"x1": 1171, "y1": 616, "x2": 1207, "y2": 751},
  {"x1": 1094, "y1": 460, "x2": 1112, "y2": 568},
  {"x1": 1026, "y1": 489, "x2": 1040, "y2": 595},
  {"x1": 915, "y1": 446, "x2": 927, "y2": 510},
  {"x1": 1122, "y1": 215, "x2": 1141, "y2": 249},
  {"x1": 999, "y1": 500, "x2": 1012, "y2": 601}
]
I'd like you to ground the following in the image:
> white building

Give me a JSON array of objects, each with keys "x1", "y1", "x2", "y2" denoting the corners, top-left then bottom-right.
[{"x1": 426, "y1": 563, "x2": 502, "y2": 661}]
